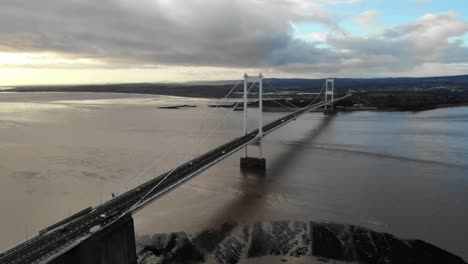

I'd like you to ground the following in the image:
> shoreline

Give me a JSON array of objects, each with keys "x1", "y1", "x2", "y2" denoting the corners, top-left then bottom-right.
[{"x1": 2, "y1": 90, "x2": 468, "y2": 112}]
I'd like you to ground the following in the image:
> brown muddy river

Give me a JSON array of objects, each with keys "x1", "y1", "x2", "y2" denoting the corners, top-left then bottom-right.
[{"x1": 0, "y1": 92, "x2": 467, "y2": 260}]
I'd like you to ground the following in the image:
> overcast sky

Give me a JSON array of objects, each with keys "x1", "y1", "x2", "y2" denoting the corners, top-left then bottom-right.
[{"x1": 0, "y1": 0, "x2": 467, "y2": 85}]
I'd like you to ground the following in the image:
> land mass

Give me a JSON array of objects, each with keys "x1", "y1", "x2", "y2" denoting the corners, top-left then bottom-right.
[{"x1": 5, "y1": 75, "x2": 468, "y2": 111}]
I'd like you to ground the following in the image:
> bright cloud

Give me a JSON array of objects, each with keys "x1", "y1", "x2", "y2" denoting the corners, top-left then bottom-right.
[
  {"x1": 0, "y1": 0, "x2": 467, "y2": 84},
  {"x1": 354, "y1": 10, "x2": 379, "y2": 25}
]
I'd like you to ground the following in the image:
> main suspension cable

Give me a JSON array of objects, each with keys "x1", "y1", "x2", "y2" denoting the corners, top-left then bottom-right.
[
  {"x1": 121, "y1": 79, "x2": 242, "y2": 192},
  {"x1": 127, "y1": 82, "x2": 257, "y2": 212}
]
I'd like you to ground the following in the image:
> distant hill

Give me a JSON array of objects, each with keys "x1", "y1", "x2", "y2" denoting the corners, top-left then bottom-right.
[
  {"x1": 170, "y1": 75, "x2": 468, "y2": 89},
  {"x1": 266, "y1": 75, "x2": 468, "y2": 90},
  {"x1": 6, "y1": 75, "x2": 468, "y2": 98}
]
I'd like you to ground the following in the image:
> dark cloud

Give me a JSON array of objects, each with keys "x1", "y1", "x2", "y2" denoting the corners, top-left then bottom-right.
[
  {"x1": 0, "y1": 1, "x2": 467, "y2": 76},
  {"x1": 0, "y1": 0, "x2": 339, "y2": 68}
]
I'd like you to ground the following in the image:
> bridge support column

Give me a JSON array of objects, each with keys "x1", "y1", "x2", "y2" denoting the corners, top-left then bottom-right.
[
  {"x1": 324, "y1": 79, "x2": 337, "y2": 115},
  {"x1": 324, "y1": 79, "x2": 334, "y2": 110},
  {"x1": 243, "y1": 73, "x2": 248, "y2": 158},
  {"x1": 240, "y1": 73, "x2": 266, "y2": 171},
  {"x1": 49, "y1": 214, "x2": 137, "y2": 264},
  {"x1": 258, "y1": 73, "x2": 263, "y2": 159}
]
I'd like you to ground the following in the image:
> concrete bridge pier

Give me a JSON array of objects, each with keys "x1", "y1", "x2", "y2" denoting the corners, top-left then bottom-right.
[
  {"x1": 323, "y1": 109, "x2": 338, "y2": 115},
  {"x1": 240, "y1": 140, "x2": 266, "y2": 170},
  {"x1": 50, "y1": 214, "x2": 137, "y2": 264},
  {"x1": 240, "y1": 156, "x2": 266, "y2": 170},
  {"x1": 239, "y1": 140, "x2": 267, "y2": 171}
]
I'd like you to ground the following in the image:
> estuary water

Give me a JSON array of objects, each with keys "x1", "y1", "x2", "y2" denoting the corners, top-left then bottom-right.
[{"x1": 0, "y1": 92, "x2": 467, "y2": 260}]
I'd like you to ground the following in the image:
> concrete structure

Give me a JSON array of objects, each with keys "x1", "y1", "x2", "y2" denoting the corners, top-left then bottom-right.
[
  {"x1": 49, "y1": 215, "x2": 136, "y2": 264},
  {"x1": 240, "y1": 156, "x2": 266, "y2": 170}
]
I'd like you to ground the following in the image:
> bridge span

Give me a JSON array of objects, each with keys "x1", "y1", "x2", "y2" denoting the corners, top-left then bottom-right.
[{"x1": 0, "y1": 76, "x2": 350, "y2": 264}]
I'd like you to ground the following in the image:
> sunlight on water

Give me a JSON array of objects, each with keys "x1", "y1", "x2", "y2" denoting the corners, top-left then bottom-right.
[
  {"x1": 0, "y1": 102, "x2": 68, "y2": 113},
  {"x1": 52, "y1": 95, "x2": 211, "y2": 107}
]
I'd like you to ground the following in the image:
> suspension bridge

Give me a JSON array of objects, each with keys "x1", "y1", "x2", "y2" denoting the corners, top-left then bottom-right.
[{"x1": 0, "y1": 74, "x2": 351, "y2": 264}]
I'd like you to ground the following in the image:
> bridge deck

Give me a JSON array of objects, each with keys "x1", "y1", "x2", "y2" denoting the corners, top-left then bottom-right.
[{"x1": 0, "y1": 95, "x2": 350, "y2": 264}]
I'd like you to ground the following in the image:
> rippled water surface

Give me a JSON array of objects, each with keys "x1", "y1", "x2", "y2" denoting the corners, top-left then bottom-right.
[{"x1": 0, "y1": 92, "x2": 467, "y2": 259}]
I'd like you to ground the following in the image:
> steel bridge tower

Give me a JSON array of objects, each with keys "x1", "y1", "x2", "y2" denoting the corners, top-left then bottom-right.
[
  {"x1": 240, "y1": 73, "x2": 266, "y2": 170},
  {"x1": 324, "y1": 79, "x2": 334, "y2": 110}
]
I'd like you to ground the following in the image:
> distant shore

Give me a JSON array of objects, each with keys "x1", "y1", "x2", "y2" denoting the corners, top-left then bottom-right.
[{"x1": 3, "y1": 79, "x2": 468, "y2": 112}]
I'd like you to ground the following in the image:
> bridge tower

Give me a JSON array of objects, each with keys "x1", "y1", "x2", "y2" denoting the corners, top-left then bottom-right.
[
  {"x1": 240, "y1": 73, "x2": 266, "y2": 170},
  {"x1": 324, "y1": 79, "x2": 335, "y2": 110}
]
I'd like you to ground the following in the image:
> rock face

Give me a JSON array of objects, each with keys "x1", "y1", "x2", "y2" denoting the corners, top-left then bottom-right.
[{"x1": 136, "y1": 221, "x2": 466, "y2": 264}]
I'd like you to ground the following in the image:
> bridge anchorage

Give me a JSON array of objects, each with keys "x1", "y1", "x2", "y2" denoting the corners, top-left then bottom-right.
[{"x1": 240, "y1": 73, "x2": 267, "y2": 171}]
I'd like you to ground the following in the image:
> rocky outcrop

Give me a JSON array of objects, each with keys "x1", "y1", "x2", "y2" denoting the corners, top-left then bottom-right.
[{"x1": 136, "y1": 221, "x2": 466, "y2": 264}]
